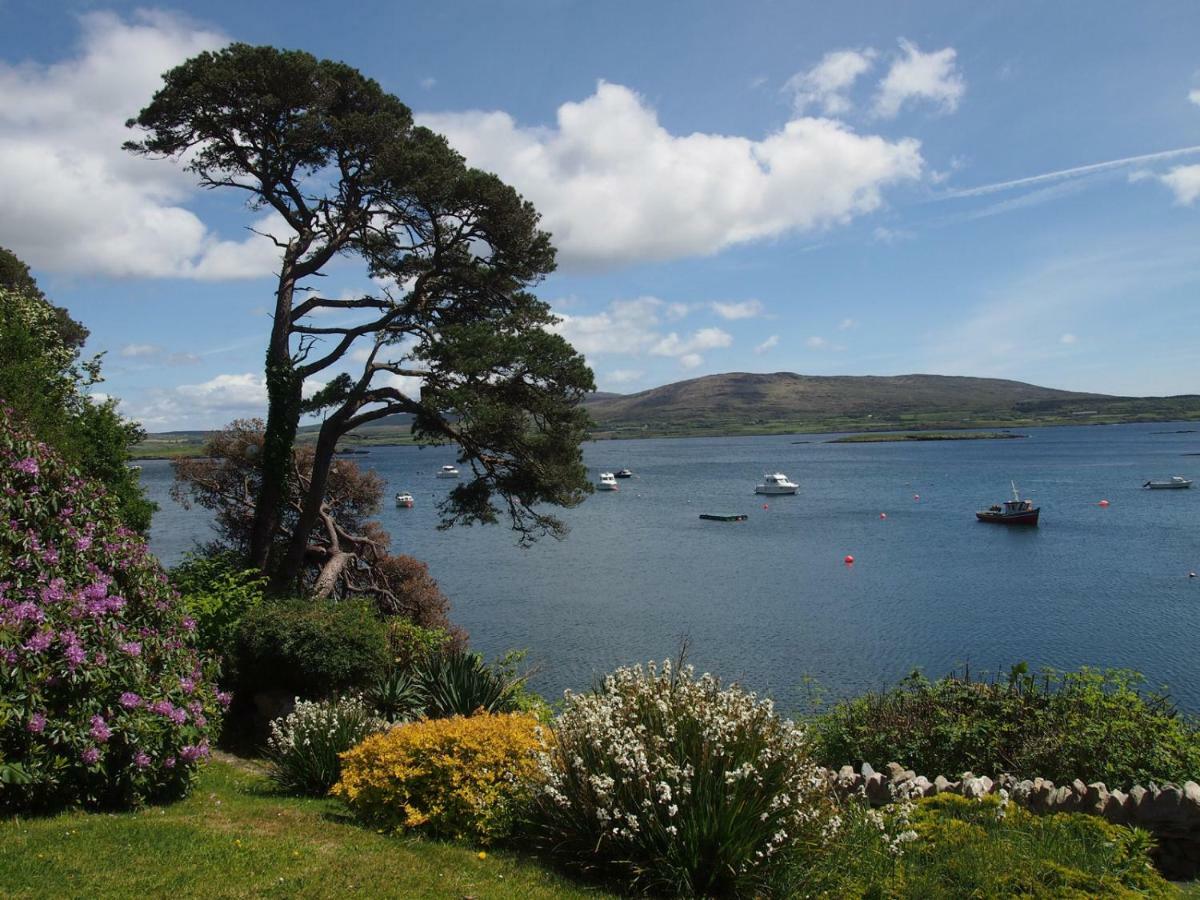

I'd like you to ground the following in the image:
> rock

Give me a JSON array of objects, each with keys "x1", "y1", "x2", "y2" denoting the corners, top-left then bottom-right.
[
  {"x1": 934, "y1": 775, "x2": 952, "y2": 794},
  {"x1": 1049, "y1": 786, "x2": 1073, "y2": 811},
  {"x1": 1183, "y1": 781, "x2": 1200, "y2": 808},
  {"x1": 1012, "y1": 780, "x2": 1034, "y2": 803},
  {"x1": 978, "y1": 776, "x2": 994, "y2": 795},
  {"x1": 962, "y1": 778, "x2": 988, "y2": 799},
  {"x1": 1146, "y1": 786, "x2": 1185, "y2": 823},
  {"x1": 1031, "y1": 780, "x2": 1055, "y2": 812},
  {"x1": 1128, "y1": 785, "x2": 1149, "y2": 820},
  {"x1": 911, "y1": 776, "x2": 933, "y2": 797},
  {"x1": 1104, "y1": 790, "x2": 1129, "y2": 824},
  {"x1": 1085, "y1": 783, "x2": 1109, "y2": 815},
  {"x1": 885, "y1": 762, "x2": 906, "y2": 782},
  {"x1": 865, "y1": 773, "x2": 888, "y2": 806},
  {"x1": 860, "y1": 762, "x2": 876, "y2": 779}
]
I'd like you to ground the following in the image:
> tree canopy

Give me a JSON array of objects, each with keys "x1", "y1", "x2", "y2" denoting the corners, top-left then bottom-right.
[{"x1": 126, "y1": 44, "x2": 594, "y2": 590}]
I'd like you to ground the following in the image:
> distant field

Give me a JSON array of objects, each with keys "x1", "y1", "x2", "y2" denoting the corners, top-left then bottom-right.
[{"x1": 828, "y1": 431, "x2": 1028, "y2": 443}]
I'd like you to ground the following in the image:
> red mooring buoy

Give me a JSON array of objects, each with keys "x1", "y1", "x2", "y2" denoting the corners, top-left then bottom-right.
[
  {"x1": 763, "y1": 503, "x2": 769, "y2": 510},
  {"x1": 1099, "y1": 499, "x2": 1110, "y2": 507},
  {"x1": 844, "y1": 555, "x2": 855, "y2": 565},
  {"x1": 913, "y1": 494, "x2": 920, "y2": 501},
  {"x1": 879, "y1": 512, "x2": 887, "y2": 520}
]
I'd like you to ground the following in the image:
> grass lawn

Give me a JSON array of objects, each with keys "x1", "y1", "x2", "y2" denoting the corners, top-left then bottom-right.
[{"x1": 0, "y1": 755, "x2": 611, "y2": 899}]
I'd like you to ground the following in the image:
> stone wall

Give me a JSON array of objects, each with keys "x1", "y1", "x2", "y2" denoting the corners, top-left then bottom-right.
[{"x1": 821, "y1": 762, "x2": 1200, "y2": 879}]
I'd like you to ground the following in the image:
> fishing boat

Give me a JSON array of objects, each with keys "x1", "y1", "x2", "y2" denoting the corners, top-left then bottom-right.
[
  {"x1": 395, "y1": 492, "x2": 414, "y2": 508},
  {"x1": 976, "y1": 482, "x2": 1040, "y2": 526},
  {"x1": 1143, "y1": 476, "x2": 1192, "y2": 490},
  {"x1": 597, "y1": 472, "x2": 619, "y2": 491},
  {"x1": 755, "y1": 472, "x2": 799, "y2": 495},
  {"x1": 614, "y1": 468, "x2": 634, "y2": 479},
  {"x1": 699, "y1": 513, "x2": 748, "y2": 522},
  {"x1": 436, "y1": 465, "x2": 460, "y2": 479}
]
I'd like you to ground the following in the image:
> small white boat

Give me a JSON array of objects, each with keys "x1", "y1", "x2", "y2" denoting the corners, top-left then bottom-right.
[
  {"x1": 436, "y1": 465, "x2": 460, "y2": 479},
  {"x1": 755, "y1": 472, "x2": 798, "y2": 495},
  {"x1": 597, "y1": 472, "x2": 619, "y2": 491},
  {"x1": 395, "y1": 492, "x2": 414, "y2": 508},
  {"x1": 1143, "y1": 476, "x2": 1192, "y2": 490}
]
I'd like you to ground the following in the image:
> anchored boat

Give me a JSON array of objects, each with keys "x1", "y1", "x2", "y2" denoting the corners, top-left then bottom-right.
[
  {"x1": 395, "y1": 492, "x2": 414, "y2": 508},
  {"x1": 976, "y1": 482, "x2": 1040, "y2": 526},
  {"x1": 1143, "y1": 476, "x2": 1192, "y2": 490},
  {"x1": 597, "y1": 472, "x2": 619, "y2": 491},
  {"x1": 436, "y1": 465, "x2": 460, "y2": 479},
  {"x1": 699, "y1": 513, "x2": 748, "y2": 522},
  {"x1": 755, "y1": 472, "x2": 799, "y2": 495}
]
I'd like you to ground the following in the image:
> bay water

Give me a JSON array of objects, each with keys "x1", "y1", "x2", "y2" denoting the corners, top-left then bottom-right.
[{"x1": 140, "y1": 423, "x2": 1200, "y2": 713}]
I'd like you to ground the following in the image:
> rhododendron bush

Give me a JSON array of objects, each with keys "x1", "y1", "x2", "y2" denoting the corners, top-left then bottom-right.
[{"x1": 0, "y1": 407, "x2": 224, "y2": 811}]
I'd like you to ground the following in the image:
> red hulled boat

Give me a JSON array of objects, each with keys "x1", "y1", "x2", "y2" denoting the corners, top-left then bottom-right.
[{"x1": 976, "y1": 482, "x2": 1040, "y2": 526}]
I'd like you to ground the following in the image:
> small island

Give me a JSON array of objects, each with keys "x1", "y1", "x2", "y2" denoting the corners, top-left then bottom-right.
[{"x1": 829, "y1": 431, "x2": 1029, "y2": 443}]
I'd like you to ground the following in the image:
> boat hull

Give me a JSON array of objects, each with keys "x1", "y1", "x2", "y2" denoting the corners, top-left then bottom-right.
[
  {"x1": 596, "y1": 484, "x2": 619, "y2": 491},
  {"x1": 755, "y1": 485, "x2": 798, "y2": 495},
  {"x1": 700, "y1": 513, "x2": 748, "y2": 522},
  {"x1": 1145, "y1": 482, "x2": 1191, "y2": 489},
  {"x1": 976, "y1": 509, "x2": 1040, "y2": 525}
]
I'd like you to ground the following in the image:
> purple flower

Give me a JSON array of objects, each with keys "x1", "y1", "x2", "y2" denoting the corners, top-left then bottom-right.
[
  {"x1": 63, "y1": 643, "x2": 86, "y2": 668},
  {"x1": 133, "y1": 751, "x2": 151, "y2": 769},
  {"x1": 75, "y1": 536, "x2": 92, "y2": 552},
  {"x1": 163, "y1": 756, "x2": 176, "y2": 769},
  {"x1": 10, "y1": 601, "x2": 44, "y2": 623},
  {"x1": 148, "y1": 700, "x2": 174, "y2": 717},
  {"x1": 216, "y1": 691, "x2": 233, "y2": 708},
  {"x1": 181, "y1": 616, "x2": 197, "y2": 632},
  {"x1": 89, "y1": 715, "x2": 111, "y2": 743},
  {"x1": 81, "y1": 747, "x2": 101, "y2": 765},
  {"x1": 22, "y1": 631, "x2": 52, "y2": 653},
  {"x1": 12, "y1": 457, "x2": 39, "y2": 476},
  {"x1": 168, "y1": 707, "x2": 187, "y2": 725},
  {"x1": 119, "y1": 641, "x2": 141, "y2": 657},
  {"x1": 179, "y1": 677, "x2": 195, "y2": 694},
  {"x1": 178, "y1": 743, "x2": 209, "y2": 763},
  {"x1": 119, "y1": 692, "x2": 142, "y2": 709},
  {"x1": 26, "y1": 712, "x2": 46, "y2": 734}
]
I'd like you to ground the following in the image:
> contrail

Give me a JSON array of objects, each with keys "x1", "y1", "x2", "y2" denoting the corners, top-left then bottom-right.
[{"x1": 941, "y1": 145, "x2": 1200, "y2": 199}]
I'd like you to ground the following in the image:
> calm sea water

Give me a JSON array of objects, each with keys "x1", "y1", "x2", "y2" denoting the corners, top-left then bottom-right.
[{"x1": 140, "y1": 423, "x2": 1200, "y2": 713}]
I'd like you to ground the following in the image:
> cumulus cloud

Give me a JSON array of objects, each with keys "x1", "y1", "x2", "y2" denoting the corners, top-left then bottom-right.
[
  {"x1": 838, "y1": 317, "x2": 857, "y2": 330},
  {"x1": 0, "y1": 11, "x2": 286, "y2": 280},
  {"x1": 710, "y1": 299, "x2": 765, "y2": 320},
  {"x1": 550, "y1": 296, "x2": 666, "y2": 356},
  {"x1": 1159, "y1": 164, "x2": 1200, "y2": 205},
  {"x1": 650, "y1": 327, "x2": 733, "y2": 358},
  {"x1": 603, "y1": 369, "x2": 644, "y2": 385},
  {"x1": 783, "y1": 49, "x2": 876, "y2": 115},
  {"x1": 805, "y1": 336, "x2": 829, "y2": 349},
  {"x1": 1060, "y1": 333, "x2": 1078, "y2": 345},
  {"x1": 129, "y1": 372, "x2": 326, "y2": 430},
  {"x1": 678, "y1": 353, "x2": 704, "y2": 370},
  {"x1": 754, "y1": 335, "x2": 779, "y2": 354},
  {"x1": 420, "y1": 81, "x2": 922, "y2": 269},
  {"x1": 874, "y1": 39, "x2": 965, "y2": 118},
  {"x1": 1191, "y1": 89, "x2": 1200, "y2": 107},
  {"x1": 120, "y1": 343, "x2": 162, "y2": 358}
]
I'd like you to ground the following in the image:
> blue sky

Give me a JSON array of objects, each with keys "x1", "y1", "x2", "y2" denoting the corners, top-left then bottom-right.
[{"x1": 1, "y1": 1, "x2": 1198, "y2": 430}]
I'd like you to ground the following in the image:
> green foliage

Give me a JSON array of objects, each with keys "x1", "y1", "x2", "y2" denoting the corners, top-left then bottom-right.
[
  {"x1": 534, "y1": 660, "x2": 832, "y2": 897},
  {"x1": 0, "y1": 408, "x2": 223, "y2": 812},
  {"x1": 812, "y1": 666, "x2": 1200, "y2": 787},
  {"x1": 233, "y1": 598, "x2": 389, "y2": 700},
  {"x1": 791, "y1": 794, "x2": 1172, "y2": 898},
  {"x1": 384, "y1": 618, "x2": 452, "y2": 672},
  {"x1": 417, "y1": 650, "x2": 524, "y2": 718},
  {"x1": 170, "y1": 552, "x2": 265, "y2": 679},
  {"x1": 366, "y1": 668, "x2": 427, "y2": 722},
  {"x1": 0, "y1": 278, "x2": 151, "y2": 532},
  {"x1": 264, "y1": 696, "x2": 385, "y2": 796}
]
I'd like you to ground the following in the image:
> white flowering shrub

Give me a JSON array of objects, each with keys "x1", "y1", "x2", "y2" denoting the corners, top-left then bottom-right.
[
  {"x1": 534, "y1": 659, "x2": 834, "y2": 896},
  {"x1": 265, "y1": 695, "x2": 386, "y2": 795}
]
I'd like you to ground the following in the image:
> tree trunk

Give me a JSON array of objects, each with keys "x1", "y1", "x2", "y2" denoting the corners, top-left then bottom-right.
[
  {"x1": 249, "y1": 251, "x2": 302, "y2": 575},
  {"x1": 312, "y1": 549, "x2": 353, "y2": 599},
  {"x1": 271, "y1": 416, "x2": 344, "y2": 593}
]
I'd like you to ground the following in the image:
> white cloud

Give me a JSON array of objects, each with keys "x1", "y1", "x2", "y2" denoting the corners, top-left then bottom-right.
[
  {"x1": 1159, "y1": 164, "x2": 1200, "y2": 205},
  {"x1": 783, "y1": 49, "x2": 876, "y2": 115},
  {"x1": 874, "y1": 39, "x2": 965, "y2": 118},
  {"x1": 0, "y1": 11, "x2": 287, "y2": 280},
  {"x1": 550, "y1": 296, "x2": 666, "y2": 356},
  {"x1": 1060, "y1": 333, "x2": 1078, "y2": 345},
  {"x1": 1190, "y1": 89, "x2": 1200, "y2": 107},
  {"x1": 754, "y1": 335, "x2": 779, "y2": 354},
  {"x1": 420, "y1": 76, "x2": 437, "y2": 90},
  {"x1": 838, "y1": 317, "x2": 857, "y2": 330},
  {"x1": 806, "y1": 336, "x2": 828, "y2": 349},
  {"x1": 175, "y1": 373, "x2": 267, "y2": 409},
  {"x1": 710, "y1": 299, "x2": 765, "y2": 320},
  {"x1": 604, "y1": 369, "x2": 644, "y2": 385},
  {"x1": 678, "y1": 353, "x2": 704, "y2": 370},
  {"x1": 650, "y1": 327, "x2": 733, "y2": 358},
  {"x1": 120, "y1": 343, "x2": 162, "y2": 358},
  {"x1": 420, "y1": 81, "x2": 922, "y2": 269}
]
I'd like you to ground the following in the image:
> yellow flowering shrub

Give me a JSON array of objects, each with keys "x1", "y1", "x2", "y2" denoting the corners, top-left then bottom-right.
[{"x1": 332, "y1": 712, "x2": 547, "y2": 843}]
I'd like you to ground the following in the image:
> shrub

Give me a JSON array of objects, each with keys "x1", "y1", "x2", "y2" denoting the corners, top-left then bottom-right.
[
  {"x1": 233, "y1": 597, "x2": 388, "y2": 700},
  {"x1": 333, "y1": 712, "x2": 546, "y2": 843},
  {"x1": 534, "y1": 659, "x2": 833, "y2": 897},
  {"x1": 264, "y1": 695, "x2": 385, "y2": 795},
  {"x1": 384, "y1": 618, "x2": 453, "y2": 672},
  {"x1": 366, "y1": 668, "x2": 427, "y2": 722},
  {"x1": 0, "y1": 407, "x2": 223, "y2": 811},
  {"x1": 792, "y1": 793, "x2": 1172, "y2": 897},
  {"x1": 170, "y1": 552, "x2": 264, "y2": 680},
  {"x1": 418, "y1": 649, "x2": 524, "y2": 718},
  {"x1": 812, "y1": 666, "x2": 1200, "y2": 788}
]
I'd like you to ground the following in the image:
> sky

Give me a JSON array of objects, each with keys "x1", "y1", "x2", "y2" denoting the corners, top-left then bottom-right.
[{"x1": 1, "y1": 1, "x2": 1198, "y2": 431}]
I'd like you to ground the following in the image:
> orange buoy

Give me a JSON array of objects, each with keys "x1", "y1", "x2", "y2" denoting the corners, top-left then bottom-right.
[
  {"x1": 763, "y1": 503, "x2": 769, "y2": 509},
  {"x1": 844, "y1": 555, "x2": 855, "y2": 565},
  {"x1": 1098, "y1": 499, "x2": 1110, "y2": 507},
  {"x1": 879, "y1": 512, "x2": 887, "y2": 519}
]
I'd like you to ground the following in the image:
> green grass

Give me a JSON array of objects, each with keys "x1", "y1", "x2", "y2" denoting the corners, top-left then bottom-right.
[{"x1": 0, "y1": 756, "x2": 611, "y2": 900}]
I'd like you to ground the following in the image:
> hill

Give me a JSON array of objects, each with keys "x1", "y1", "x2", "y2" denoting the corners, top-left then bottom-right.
[{"x1": 581, "y1": 372, "x2": 1200, "y2": 438}]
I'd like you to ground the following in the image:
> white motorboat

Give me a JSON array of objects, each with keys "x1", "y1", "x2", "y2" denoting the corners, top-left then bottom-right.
[
  {"x1": 755, "y1": 472, "x2": 798, "y2": 495},
  {"x1": 1143, "y1": 475, "x2": 1192, "y2": 490},
  {"x1": 395, "y1": 492, "x2": 414, "y2": 508},
  {"x1": 597, "y1": 472, "x2": 619, "y2": 491},
  {"x1": 436, "y1": 465, "x2": 460, "y2": 479}
]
